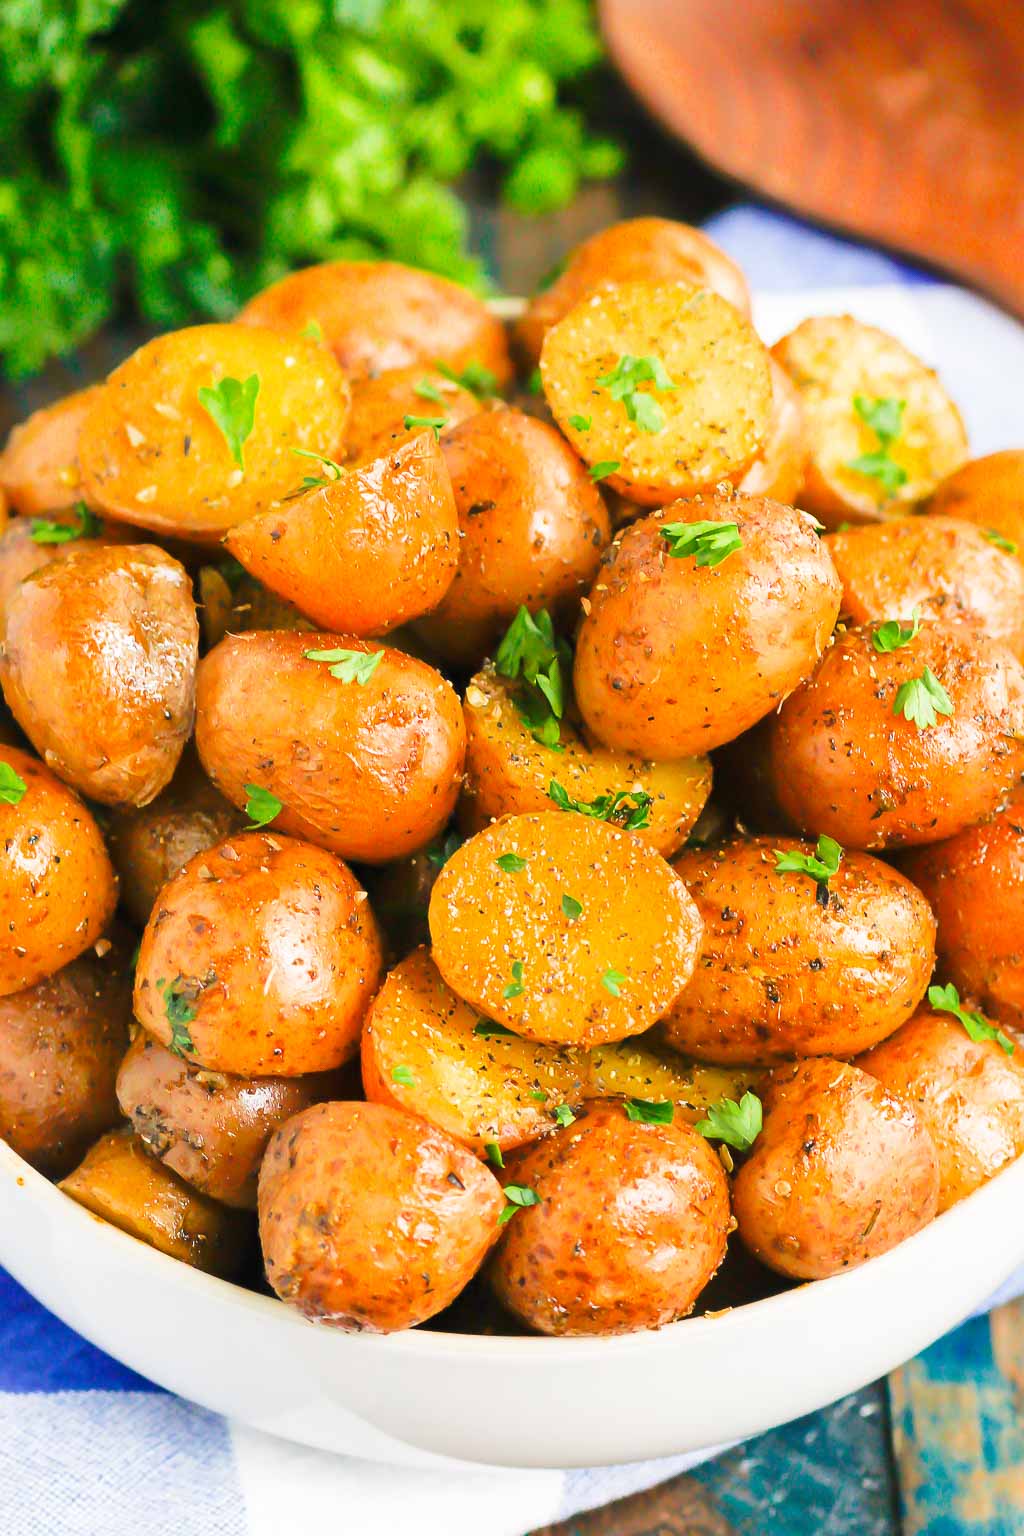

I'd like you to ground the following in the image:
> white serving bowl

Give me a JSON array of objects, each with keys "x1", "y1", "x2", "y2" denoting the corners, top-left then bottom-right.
[{"x1": 3, "y1": 284, "x2": 1024, "y2": 1471}]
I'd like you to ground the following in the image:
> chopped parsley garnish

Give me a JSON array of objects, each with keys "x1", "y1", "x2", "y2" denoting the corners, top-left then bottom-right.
[
  {"x1": 287, "y1": 446, "x2": 345, "y2": 496},
  {"x1": 696, "y1": 1092, "x2": 763, "y2": 1151},
  {"x1": 774, "y1": 835, "x2": 843, "y2": 895},
  {"x1": 197, "y1": 374, "x2": 259, "y2": 470},
  {"x1": 403, "y1": 413, "x2": 446, "y2": 440},
  {"x1": 527, "y1": 367, "x2": 543, "y2": 396},
  {"x1": 494, "y1": 606, "x2": 569, "y2": 749},
  {"x1": 568, "y1": 413, "x2": 592, "y2": 432},
  {"x1": 928, "y1": 982, "x2": 1014, "y2": 1055},
  {"x1": 495, "y1": 853, "x2": 527, "y2": 873},
  {"x1": 414, "y1": 378, "x2": 444, "y2": 402},
  {"x1": 596, "y1": 354, "x2": 675, "y2": 433},
  {"x1": 553, "y1": 1104, "x2": 576, "y2": 1127},
  {"x1": 661, "y1": 519, "x2": 742, "y2": 567},
  {"x1": 474, "y1": 1019, "x2": 517, "y2": 1039},
  {"x1": 589, "y1": 460, "x2": 620, "y2": 482},
  {"x1": 29, "y1": 503, "x2": 102, "y2": 544},
  {"x1": 391, "y1": 1064, "x2": 415, "y2": 1086},
  {"x1": 846, "y1": 394, "x2": 908, "y2": 498},
  {"x1": 436, "y1": 360, "x2": 498, "y2": 399},
  {"x1": 485, "y1": 1142, "x2": 505, "y2": 1168},
  {"x1": 499, "y1": 1183, "x2": 541, "y2": 1223},
  {"x1": 547, "y1": 780, "x2": 652, "y2": 830},
  {"x1": 872, "y1": 609, "x2": 921, "y2": 653},
  {"x1": 157, "y1": 977, "x2": 198, "y2": 1058},
  {"x1": 244, "y1": 784, "x2": 282, "y2": 830},
  {"x1": 503, "y1": 961, "x2": 525, "y2": 1000},
  {"x1": 304, "y1": 647, "x2": 384, "y2": 685},
  {"x1": 561, "y1": 893, "x2": 582, "y2": 921},
  {"x1": 601, "y1": 966, "x2": 625, "y2": 997},
  {"x1": 623, "y1": 1098, "x2": 674, "y2": 1125},
  {"x1": 0, "y1": 761, "x2": 27, "y2": 806},
  {"x1": 301, "y1": 319, "x2": 324, "y2": 343},
  {"x1": 893, "y1": 667, "x2": 953, "y2": 730},
  {"x1": 984, "y1": 529, "x2": 1019, "y2": 555}
]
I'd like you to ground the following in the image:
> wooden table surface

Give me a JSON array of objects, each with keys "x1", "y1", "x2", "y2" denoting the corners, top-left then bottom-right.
[{"x1": 3, "y1": 86, "x2": 1022, "y2": 1534}]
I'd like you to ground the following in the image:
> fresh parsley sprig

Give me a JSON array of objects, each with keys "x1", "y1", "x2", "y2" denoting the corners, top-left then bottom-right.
[
  {"x1": 846, "y1": 394, "x2": 908, "y2": 498},
  {"x1": 0, "y1": 762, "x2": 27, "y2": 806},
  {"x1": 893, "y1": 667, "x2": 953, "y2": 730},
  {"x1": 197, "y1": 374, "x2": 259, "y2": 470},
  {"x1": 872, "y1": 609, "x2": 921, "y2": 653},
  {"x1": 244, "y1": 784, "x2": 282, "y2": 830},
  {"x1": 304, "y1": 647, "x2": 383, "y2": 685},
  {"x1": 30, "y1": 503, "x2": 102, "y2": 544},
  {"x1": 499, "y1": 1183, "x2": 541, "y2": 1224},
  {"x1": 696, "y1": 1092, "x2": 763, "y2": 1152},
  {"x1": 494, "y1": 606, "x2": 569, "y2": 749},
  {"x1": 928, "y1": 983, "x2": 1014, "y2": 1055},
  {"x1": 596, "y1": 354, "x2": 675, "y2": 433},
  {"x1": 623, "y1": 1098, "x2": 673, "y2": 1125},
  {"x1": 661, "y1": 519, "x2": 743, "y2": 568},
  {"x1": 547, "y1": 780, "x2": 652, "y2": 830},
  {"x1": 774, "y1": 835, "x2": 843, "y2": 899}
]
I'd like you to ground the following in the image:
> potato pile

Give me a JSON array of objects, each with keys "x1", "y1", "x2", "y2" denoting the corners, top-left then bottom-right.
[{"x1": 1, "y1": 218, "x2": 1023, "y2": 1336}]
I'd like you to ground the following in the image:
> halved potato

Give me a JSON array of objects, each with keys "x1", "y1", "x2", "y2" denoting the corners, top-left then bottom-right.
[
  {"x1": 586, "y1": 1035, "x2": 763, "y2": 1123},
  {"x1": 461, "y1": 663, "x2": 711, "y2": 858},
  {"x1": 738, "y1": 358, "x2": 807, "y2": 505},
  {"x1": 540, "y1": 281, "x2": 772, "y2": 506}
]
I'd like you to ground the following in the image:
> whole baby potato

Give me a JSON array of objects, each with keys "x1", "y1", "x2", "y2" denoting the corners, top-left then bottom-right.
[
  {"x1": 134, "y1": 831, "x2": 382, "y2": 1076},
  {"x1": 1, "y1": 544, "x2": 199, "y2": 806},
  {"x1": 766, "y1": 620, "x2": 1024, "y2": 848},
  {"x1": 926, "y1": 450, "x2": 1024, "y2": 558},
  {"x1": 573, "y1": 493, "x2": 842, "y2": 759},
  {"x1": 663, "y1": 837, "x2": 936, "y2": 1063},
  {"x1": 825, "y1": 515, "x2": 1024, "y2": 661},
  {"x1": 195, "y1": 630, "x2": 466, "y2": 863},
  {"x1": 489, "y1": 1101, "x2": 731, "y2": 1335},
  {"x1": 412, "y1": 409, "x2": 610, "y2": 666},
  {"x1": 0, "y1": 746, "x2": 118, "y2": 995},
  {"x1": 733, "y1": 1058, "x2": 940, "y2": 1279},
  {"x1": 240, "y1": 260, "x2": 513, "y2": 386},
  {"x1": 105, "y1": 748, "x2": 242, "y2": 926},
  {"x1": 901, "y1": 791, "x2": 1024, "y2": 1030},
  {"x1": 429, "y1": 811, "x2": 702, "y2": 1047},
  {"x1": 60, "y1": 1128, "x2": 250, "y2": 1277},
  {"x1": 117, "y1": 1031, "x2": 345, "y2": 1208},
  {"x1": 857, "y1": 1009, "x2": 1024, "y2": 1211},
  {"x1": 0, "y1": 385, "x2": 106, "y2": 515},
  {"x1": 0, "y1": 512, "x2": 129, "y2": 631},
  {"x1": 0, "y1": 939, "x2": 132, "y2": 1176},
  {"x1": 259, "y1": 1100, "x2": 504, "y2": 1330}
]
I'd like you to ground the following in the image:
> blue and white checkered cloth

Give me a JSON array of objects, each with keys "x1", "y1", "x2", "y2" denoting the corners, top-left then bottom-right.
[{"x1": 3, "y1": 207, "x2": 1024, "y2": 1536}]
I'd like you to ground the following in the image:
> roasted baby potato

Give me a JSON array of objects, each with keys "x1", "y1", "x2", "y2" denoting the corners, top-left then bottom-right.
[
  {"x1": 926, "y1": 450, "x2": 1024, "y2": 557},
  {"x1": 361, "y1": 947, "x2": 587, "y2": 1152},
  {"x1": 772, "y1": 315, "x2": 968, "y2": 526},
  {"x1": 901, "y1": 791, "x2": 1024, "y2": 1031},
  {"x1": 573, "y1": 492, "x2": 842, "y2": 759},
  {"x1": 428, "y1": 810, "x2": 702, "y2": 1046},
  {"x1": 517, "y1": 217, "x2": 751, "y2": 367},
  {"x1": 766, "y1": 620, "x2": 1024, "y2": 848},
  {"x1": 541, "y1": 281, "x2": 772, "y2": 506},
  {"x1": 224, "y1": 428, "x2": 459, "y2": 635},
  {"x1": 0, "y1": 511, "x2": 128, "y2": 630},
  {"x1": 663, "y1": 837, "x2": 936, "y2": 1063},
  {"x1": 489, "y1": 1101, "x2": 731, "y2": 1335},
  {"x1": 738, "y1": 357, "x2": 807, "y2": 506},
  {"x1": 78, "y1": 323, "x2": 350, "y2": 543},
  {"x1": 195, "y1": 630, "x2": 466, "y2": 863},
  {"x1": 825, "y1": 516, "x2": 1024, "y2": 661},
  {"x1": 0, "y1": 385, "x2": 105, "y2": 515},
  {"x1": 411, "y1": 408, "x2": 610, "y2": 665},
  {"x1": 259, "y1": 1100, "x2": 504, "y2": 1330},
  {"x1": 0, "y1": 746, "x2": 118, "y2": 995},
  {"x1": 460, "y1": 663, "x2": 711, "y2": 858},
  {"x1": 240, "y1": 259, "x2": 513, "y2": 386},
  {"x1": 1, "y1": 544, "x2": 199, "y2": 807},
  {"x1": 134, "y1": 831, "x2": 382, "y2": 1077},
  {"x1": 733, "y1": 1058, "x2": 940, "y2": 1279},
  {"x1": 586, "y1": 1035, "x2": 764, "y2": 1123},
  {"x1": 0, "y1": 939, "x2": 132, "y2": 1176},
  {"x1": 60, "y1": 1128, "x2": 250, "y2": 1276},
  {"x1": 344, "y1": 364, "x2": 483, "y2": 462},
  {"x1": 857, "y1": 1009, "x2": 1024, "y2": 1211},
  {"x1": 117, "y1": 1031, "x2": 345, "y2": 1209},
  {"x1": 104, "y1": 748, "x2": 242, "y2": 926}
]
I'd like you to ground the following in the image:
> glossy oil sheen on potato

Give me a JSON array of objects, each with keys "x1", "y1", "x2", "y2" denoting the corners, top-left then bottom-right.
[
  {"x1": 489, "y1": 1101, "x2": 730, "y2": 1335},
  {"x1": 573, "y1": 493, "x2": 842, "y2": 759},
  {"x1": 259, "y1": 1101, "x2": 504, "y2": 1330},
  {"x1": 927, "y1": 450, "x2": 1024, "y2": 557},
  {"x1": 663, "y1": 837, "x2": 936, "y2": 1063},
  {"x1": 428, "y1": 811, "x2": 702, "y2": 1047}
]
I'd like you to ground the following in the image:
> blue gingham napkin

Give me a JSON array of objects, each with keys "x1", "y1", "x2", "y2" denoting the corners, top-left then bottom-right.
[{"x1": 2, "y1": 207, "x2": 1024, "y2": 1536}]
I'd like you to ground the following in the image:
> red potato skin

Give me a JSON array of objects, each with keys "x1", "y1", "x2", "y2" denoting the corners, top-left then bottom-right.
[
  {"x1": 1, "y1": 544, "x2": 199, "y2": 807},
  {"x1": 733, "y1": 1058, "x2": 940, "y2": 1280},
  {"x1": 195, "y1": 631, "x2": 466, "y2": 864},
  {"x1": 412, "y1": 408, "x2": 610, "y2": 665},
  {"x1": 117, "y1": 1032, "x2": 347, "y2": 1209},
  {"x1": 926, "y1": 450, "x2": 1024, "y2": 558},
  {"x1": 767, "y1": 621, "x2": 1024, "y2": 849},
  {"x1": 0, "y1": 746, "x2": 118, "y2": 996},
  {"x1": 489, "y1": 1101, "x2": 731, "y2": 1336},
  {"x1": 343, "y1": 366, "x2": 482, "y2": 463},
  {"x1": 901, "y1": 791, "x2": 1024, "y2": 1030},
  {"x1": 663, "y1": 837, "x2": 937, "y2": 1063},
  {"x1": 133, "y1": 832, "x2": 383, "y2": 1077},
  {"x1": 573, "y1": 494, "x2": 842, "y2": 759},
  {"x1": 857, "y1": 1010, "x2": 1024, "y2": 1212},
  {"x1": 259, "y1": 1101, "x2": 504, "y2": 1330},
  {"x1": 240, "y1": 260, "x2": 513, "y2": 386},
  {"x1": 0, "y1": 941, "x2": 132, "y2": 1176},
  {"x1": 0, "y1": 516, "x2": 132, "y2": 632},
  {"x1": 0, "y1": 386, "x2": 106, "y2": 515},
  {"x1": 224, "y1": 429, "x2": 459, "y2": 636}
]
